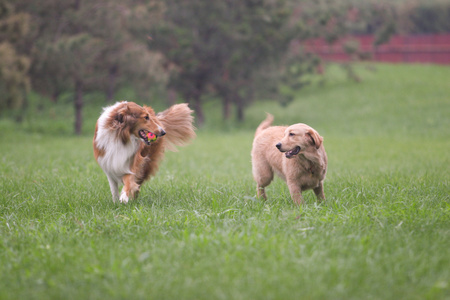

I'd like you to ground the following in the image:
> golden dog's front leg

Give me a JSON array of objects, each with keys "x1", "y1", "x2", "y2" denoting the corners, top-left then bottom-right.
[
  {"x1": 120, "y1": 174, "x2": 140, "y2": 204},
  {"x1": 313, "y1": 182, "x2": 325, "y2": 202},
  {"x1": 287, "y1": 181, "x2": 304, "y2": 205}
]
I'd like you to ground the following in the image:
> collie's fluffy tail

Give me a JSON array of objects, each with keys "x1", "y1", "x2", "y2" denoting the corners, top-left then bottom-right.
[
  {"x1": 255, "y1": 113, "x2": 274, "y2": 137},
  {"x1": 157, "y1": 103, "x2": 196, "y2": 152}
]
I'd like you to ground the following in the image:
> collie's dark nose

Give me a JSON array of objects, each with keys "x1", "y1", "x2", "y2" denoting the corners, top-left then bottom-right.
[
  {"x1": 159, "y1": 129, "x2": 166, "y2": 137},
  {"x1": 276, "y1": 143, "x2": 281, "y2": 149}
]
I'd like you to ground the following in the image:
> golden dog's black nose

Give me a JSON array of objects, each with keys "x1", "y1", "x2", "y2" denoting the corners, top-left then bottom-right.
[
  {"x1": 276, "y1": 143, "x2": 281, "y2": 149},
  {"x1": 159, "y1": 129, "x2": 166, "y2": 137}
]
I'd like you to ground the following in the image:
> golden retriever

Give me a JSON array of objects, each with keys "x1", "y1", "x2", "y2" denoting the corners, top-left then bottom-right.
[
  {"x1": 93, "y1": 101, "x2": 195, "y2": 203},
  {"x1": 251, "y1": 114, "x2": 327, "y2": 204}
]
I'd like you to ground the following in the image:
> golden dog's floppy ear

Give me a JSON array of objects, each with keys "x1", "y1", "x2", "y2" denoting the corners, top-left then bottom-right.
[{"x1": 307, "y1": 129, "x2": 323, "y2": 149}]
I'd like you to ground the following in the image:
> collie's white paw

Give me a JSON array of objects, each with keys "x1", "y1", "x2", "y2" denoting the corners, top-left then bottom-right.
[{"x1": 119, "y1": 191, "x2": 129, "y2": 204}]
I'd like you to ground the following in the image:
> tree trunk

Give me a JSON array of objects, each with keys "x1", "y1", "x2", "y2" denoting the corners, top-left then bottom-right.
[
  {"x1": 222, "y1": 94, "x2": 231, "y2": 120},
  {"x1": 234, "y1": 92, "x2": 245, "y2": 122},
  {"x1": 15, "y1": 91, "x2": 28, "y2": 123},
  {"x1": 51, "y1": 90, "x2": 60, "y2": 103},
  {"x1": 236, "y1": 86, "x2": 253, "y2": 122},
  {"x1": 106, "y1": 65, "x2": 118, "y2": 102},
  {"x1": 236, "y1": 95, "x2": 244, "y2": 122},
  {"x1": 74, "y1": 79, "x2": 83, "y2": 135},
  {"x1": 193, "y1": 94, "x2": 204, "y2": 127}
]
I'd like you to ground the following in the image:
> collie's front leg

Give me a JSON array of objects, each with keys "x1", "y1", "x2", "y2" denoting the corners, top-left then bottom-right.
[
  {"x1": 120, "y1": 174, "x2": 140, "y2": 203},
  {"x1": 107, "y1": 175, "x2": 120, "y2": 203}
]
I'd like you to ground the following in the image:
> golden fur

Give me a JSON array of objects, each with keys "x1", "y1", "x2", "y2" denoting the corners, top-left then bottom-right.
[
  {"x1": 93, "y1": 101, "x2": 195, "y2": 203},
  {"x1": 251, "y1": 114, "x2": 327, "y2": 204}
]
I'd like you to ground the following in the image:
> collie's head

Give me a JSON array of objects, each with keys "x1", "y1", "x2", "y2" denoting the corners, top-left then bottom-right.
[{"x1": 106, "y1": 102, "x2": 166, "y2": 145}]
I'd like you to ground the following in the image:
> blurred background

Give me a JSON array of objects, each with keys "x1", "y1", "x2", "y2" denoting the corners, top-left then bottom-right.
[{"x1": 1, "y1": 0, "x2": 449, "y2": 134}]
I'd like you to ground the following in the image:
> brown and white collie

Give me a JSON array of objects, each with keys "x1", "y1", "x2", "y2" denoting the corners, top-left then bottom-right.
[{"x1": 93, "y1": 101, "x2": 196, "y2": 203}]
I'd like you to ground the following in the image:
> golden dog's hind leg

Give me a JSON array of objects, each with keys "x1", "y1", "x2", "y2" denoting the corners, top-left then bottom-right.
[
  {"x1": 253, "y1": 164, "x2": 273, "y2": 200},
  {"x1": 120, "y1": 174, "x2": 140, "y2": 204}
]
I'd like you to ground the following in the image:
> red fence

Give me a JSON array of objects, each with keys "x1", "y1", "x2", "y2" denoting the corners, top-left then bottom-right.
[{"x1": 305, "y1": 33, "x2": 450, "y2": 65}]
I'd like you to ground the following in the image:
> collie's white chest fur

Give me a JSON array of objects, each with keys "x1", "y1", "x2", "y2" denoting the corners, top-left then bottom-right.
[
  {"x1": 96, "y1": 133, "x2": 139, "y2": 182},
  {"x1": 95, "y1": 102, "x2": 140, "y2": 183}
]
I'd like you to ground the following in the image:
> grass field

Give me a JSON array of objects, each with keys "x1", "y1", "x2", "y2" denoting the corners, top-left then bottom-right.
[{"x1": 0, "y1": 64, "x2": 449, "y2": 299}]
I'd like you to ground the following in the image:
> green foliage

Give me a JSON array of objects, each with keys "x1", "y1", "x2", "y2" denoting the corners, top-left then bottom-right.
[
  {"x1": 4, "y1": 0, "x2": 450, "y2": 130},
  {"x1": 14, "y1": 0, "x2": 165, "y2": 134},
  {"x1": 0, "y1": 42, "x2": 30, "y2": 110},
  {"x1": 0, "y1": 1, "x2": 30, "y2": 113},
  {"x1": 151, "y1": 0, "x2": 295, "y2": 124},
  {"x1": 0, "y1": 64, "x2": 449, "y2": 299},
  {"x1": 26, "y1": 0, "x2": 148, "y2": 93},
  {"x1": 398, "y1": 0, "x2": 450, "y2": 34},
  {"x1": 321, "y1": 0, "x2": 450, "y2": 36}
]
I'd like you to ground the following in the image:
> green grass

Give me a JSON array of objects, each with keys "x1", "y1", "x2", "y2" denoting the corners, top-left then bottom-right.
[{"x1": 0, "y1": 64, "x2": 449, "y2": 300}]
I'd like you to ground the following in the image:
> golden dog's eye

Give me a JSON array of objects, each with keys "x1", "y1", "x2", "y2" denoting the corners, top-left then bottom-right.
[
  {"x1": 144, "y1": 115, "x2": 149, "y2": 120},
  {"x1": 289, "y1": 132, "x2": 295, "y2": 136}
]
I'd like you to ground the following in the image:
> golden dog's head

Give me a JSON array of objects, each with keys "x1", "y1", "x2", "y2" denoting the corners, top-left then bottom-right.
[
  {"x1": 113, "y1": 102, "x2": 166, "y2": 145},
  {"x1": 276, "y1": 123, "x2": 323, "y2": 158}
]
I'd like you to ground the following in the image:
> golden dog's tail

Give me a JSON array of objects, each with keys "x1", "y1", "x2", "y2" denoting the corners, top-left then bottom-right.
[
  {"x1": 255, "y1": 113, "x2": 274, "y2": 137},
  {"x1": 157, "y1": 103, "x2": 196, "y2": 152}
]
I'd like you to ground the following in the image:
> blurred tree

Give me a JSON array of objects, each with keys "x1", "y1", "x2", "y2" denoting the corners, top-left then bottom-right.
[
  {"x1": 76, "y1": 0, "x2": 164, "y2": 103},
  {"x1": 17, "y1": 0, "x2": 106, "y2": 134},
  {"x1": 0, "y1": 1, "x2": 30, "y2": 116},
  {"x1": 290, "y1": 0, "x2": 397, "y2": 82},
  {"x1": 23, "y1": 0, "x2": 96, "y2": 103},
  {"x1": 8, "y1": 0, "x2": 444, "y2": 132},
  {"x1": 150, "y1": 1, "x2": 223, "y2": 125},
  {"x1": 151, "y1": 0, "x2": 294, "y2": 125},
  {"x1": 215, "y1": 0, "x2": 295, "y2": 122},
  {"x1": 52, "y1": 33, "x2": 104, "y2": 135},
  {"x1": 152, "y1": 0, "x2": 396, "y2": 123},
  {"x1": 398, "y1": 1, "x2": 450, "y2": 34},
  {"x1": 15, "y1": 0, "x2": 164, "y2": 134}
]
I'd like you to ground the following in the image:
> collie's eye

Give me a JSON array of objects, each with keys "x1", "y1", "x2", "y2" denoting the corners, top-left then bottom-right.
[
  {"x1": 289, "y1": 132, "x2": 295, "y2": 136},
  {"x1": 144, "y1": 115, "x2": 149, "y2": 120}
]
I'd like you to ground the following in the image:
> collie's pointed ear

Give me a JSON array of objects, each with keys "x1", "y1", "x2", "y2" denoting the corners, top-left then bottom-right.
[
  {"x1": 143, "y1": 105, "x2": 155, "y2": 116},
  {"x1": 116, "y1": 112, "x2": 124, "y2": 123},
  {"x1": 307, "y1": 129, "x2": 323, "y2": 149},
  {"x1": 115, "y1": 104, "x2": 130, "y2": 124}
]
